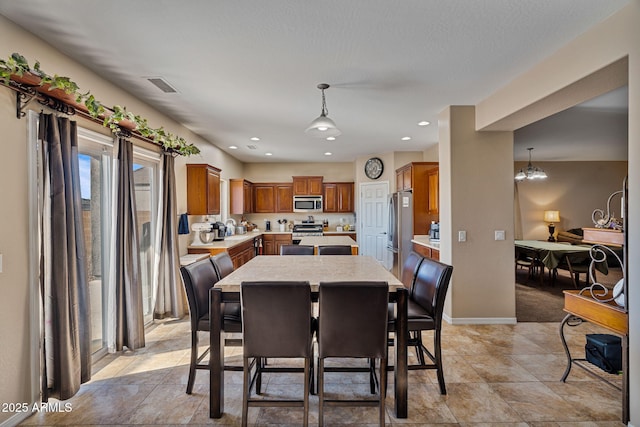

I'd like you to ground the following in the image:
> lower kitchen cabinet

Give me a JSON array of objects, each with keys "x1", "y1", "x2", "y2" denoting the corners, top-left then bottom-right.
[
  {"x1": 262, "y1": 233, "x2": 293, "y2": 255},
  {"x1": 413, "y1": 242, "x2": 439, "y2": 261},
  {"x1": 227, "y1": 237, "x2": 257, "y2": 268}
]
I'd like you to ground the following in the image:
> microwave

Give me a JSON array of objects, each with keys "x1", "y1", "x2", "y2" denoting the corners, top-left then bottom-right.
[{"x1": 293, "y1": 195, "x2": 323, "y2": 213}]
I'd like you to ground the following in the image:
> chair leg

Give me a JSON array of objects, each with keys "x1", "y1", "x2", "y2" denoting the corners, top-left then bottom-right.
[
  {"x1": 433, "y1": 328, "x2": 446, "y2": 395},
  {"x1": 242, "y1": 357, "x2": 250, "y2": 427},
  {"x1": 318, "y1": 358, "x2": 325, "y2": 427},
  {"x1": 369, "y1": 358, "x2": 376, "y2": 394},
  {"x1": 413, "y1": 331, "x2": 426, "y2": 365},
  {"x1": 186, "y1": 330, "x2": 198, "y2": 394},
  {"x1": 256, "y1": 358, "x2": 263, "y2": 395},
  {"x1": 303, "y1": 358, "x2": 310, "y2": 427},
  {"x1": 379, "y1": 356, "x2": 387, "y2": 427}
]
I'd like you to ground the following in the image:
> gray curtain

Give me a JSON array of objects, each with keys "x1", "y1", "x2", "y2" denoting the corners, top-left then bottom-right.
[
  {"x1": 155, "y1": 153, "x2": 186, "y2": 318},
  {"x1": 39, "y1": 113, "x2": 91, "y2": 400},
  {"x1": 114, "y1": 136, "x2": 145, "y2": 350}
]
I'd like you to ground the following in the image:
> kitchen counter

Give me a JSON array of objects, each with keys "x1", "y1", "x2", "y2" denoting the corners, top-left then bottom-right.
[
  {"x1": 299, "y1": 235, "x2": 358, "y2": 255},
  {"x1": 323, "y1": 230, "x2": 356, "y2": 235},
  {"x1": 411, "y1": 235, "x2": 440, "y2": 250},
  {"x1": 187, "y1": 232, "x2": 260, "y2": 254}
]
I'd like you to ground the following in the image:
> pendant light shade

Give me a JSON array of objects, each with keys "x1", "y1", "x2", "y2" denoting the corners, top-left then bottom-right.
[
  {"x1": 515, "y1": 147, "x2": 547, "y2": 181},
  {"x1": 305, "y1": 83, "x2": 341, "y2": 137}
]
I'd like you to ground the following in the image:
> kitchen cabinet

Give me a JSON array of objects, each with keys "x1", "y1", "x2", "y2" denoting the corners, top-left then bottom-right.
[
  {"x1": 323, "y1": 182, "x2": 354, "y2": 213},
  {"x1": 262, "y1": 233, "x2": 293, "y2": 255},
  {"x1": 396, "y1": 162, "x2": 439, "y2": 235},
  {"x1": 254, "y1": 184, "x2": 275, "y2": 213},
  {"x1": 293, "y1": 176, "x2": 323, "y2": 195},
  {"x1": 413, "y1": 242, "x2": 439, "y2": 261},
  {"x1": 253, "y1": 183, "x2": 294, "y2": 213},
  {"x1": 230, "y1": 179, "x2": 254, "y2": 214},
  {"x1": 275, "y1": 183, "x2": 293, "y2": 213},
  {"x1": 227, "y1": 237, "x2": 257, "y2": 269},
  {"x1": 186, "y1": 164, "x2": 221, "y2": 215},
  {"x1": 427, "y1": 167, "x2": 439, "y2": 215}
]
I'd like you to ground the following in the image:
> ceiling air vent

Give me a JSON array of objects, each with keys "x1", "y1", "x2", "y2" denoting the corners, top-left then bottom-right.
[
  {"x1": 246, "y1": 145, "x2": 258, "y2": 150},
  {"x1": 146, "y1": 77, "x2": 178, "y2": 93}
]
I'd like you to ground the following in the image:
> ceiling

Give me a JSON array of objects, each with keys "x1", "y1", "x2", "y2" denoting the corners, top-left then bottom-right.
[{"x1": 0, "y1": 0, "x2": 630, "y2": 163}]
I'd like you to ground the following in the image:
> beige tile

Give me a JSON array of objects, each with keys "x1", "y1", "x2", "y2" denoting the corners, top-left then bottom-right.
[
  {"x1": 443, "y1": 382, "x2": 522, "y2": 422},
  {"x1": 490, "y1": 382, "x2": 593, "y2": 422},
  {"x1": 544, "y1": 380, "x2": 622, "y2": 421},
  {"x1": 127, "y1": 384, "x2": 204, "y2": 424},
  {"x1": 467, "y1": 354, "x2": 539, "y2": 383}
]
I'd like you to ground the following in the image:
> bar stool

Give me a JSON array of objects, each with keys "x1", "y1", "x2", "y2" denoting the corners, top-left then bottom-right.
[
  {"x1": 240, "y1": 281, "x2": 314, "y2": 427},
  {"x1": 317, "y1": 281, "x2": 389, "y2": 426},
  {"x1": 317, "y1": 245, "x2": 352, "y2": 255},
  {"x1": 280, "y1": 244, "x2": 315, "y2": 255}
]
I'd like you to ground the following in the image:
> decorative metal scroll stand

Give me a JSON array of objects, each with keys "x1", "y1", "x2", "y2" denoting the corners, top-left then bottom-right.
[
  {"x1": 558, "y1": 244, "x2": 626, "y2": 389},
  {"x1": 558, "y1": 178, "x2": 628, "y2": 424}
]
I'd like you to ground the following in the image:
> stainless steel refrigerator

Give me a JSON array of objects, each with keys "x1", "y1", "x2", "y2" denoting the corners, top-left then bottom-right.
[{"x1": 387, "y1": 191, "x2": 413, "y2": 279}]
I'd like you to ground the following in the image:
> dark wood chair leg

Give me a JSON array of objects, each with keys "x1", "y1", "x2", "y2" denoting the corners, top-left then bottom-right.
[{"x1": 186, "y1": 330, "x2": 198, "y2": 394}]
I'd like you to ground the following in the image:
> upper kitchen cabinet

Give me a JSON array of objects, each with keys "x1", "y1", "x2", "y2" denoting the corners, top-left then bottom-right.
[
  {"x1": 293, "y1": 176, "x2": 323, "y2": 195},
  {"x1": 230, "y1": 179, "x2": 254, "y2": 215},
  {"x1": 427, "y1": 167, "x2": 439, "y2": 215},
  {"x1": 253, "y1": 183, "x2": 294, "y2": 213},
  {"x1": 323, "y1": 182, "x2": 354, "y2": 213},
  {"x1": 186, "y1": 164, "x2": 221, "y2": 215},
  {"x1": 395, "y1": 162, "x2": 439, "y2": 234}
]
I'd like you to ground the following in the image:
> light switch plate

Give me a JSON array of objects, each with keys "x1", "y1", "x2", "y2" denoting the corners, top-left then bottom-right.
[
  {"x1": 458, "y1": 230, "x2": 467, "y2": 242},
  {"x1": 0, "y1": 253, "x2": 3, "y2": 273},
  {"x1": 495, "y1": 230, "x2": 505, "y2": 241}
]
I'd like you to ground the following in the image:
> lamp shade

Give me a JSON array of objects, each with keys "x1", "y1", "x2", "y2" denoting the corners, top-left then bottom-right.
[
  {"x1": 544, "y1": 210, "x2": 560, "y2": 223},
  {"x1": 305, "y1": 113, "x2": 341, "y2": 137}
]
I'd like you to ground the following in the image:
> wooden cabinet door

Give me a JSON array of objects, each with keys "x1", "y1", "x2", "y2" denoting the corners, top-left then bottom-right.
[
  {"x1": 262, "y1": 234, "x2": 276, "y2": 255},
  {"x1": 244, "y1": 181, "x2": 254, "y2": 213},
  {"x1": 207, "y1": 166, "x2": 221, "y2": 214},
  {"x1": 427, "y1": 167, "x2": 439, "y2": 215},
  {"x1": 275, "y1": 184, "x2": 293, "y2": 213},
  {"x1": 230, "y1": 179, "x2": 254, "y2": 214},
  {"x1": 254, "y1": 184, "x2": 275, "y2": 213},
  {"x1": 187, "y1": 164, "x2": 221, "y2": 215},
  {"x1": 323, "y1": 183, "x2": 338, "y2": 212},
  {"x1": 274, "y1": 234, "x2": 293, "y2": 255},
  {"x1": 402, "y1": 167, "x2": 412, "y2": 190},
  {"x1": 413, "y1": 243, "x2": 431, "y2": 259},
  {"x1": 337, "y1": 182, "x2": 354, "y2": 212},
  {"x1": 395, "y1": 170, "x2": 404, "y2": 192},
  {"x1": 293, "y1": 176, "x2": 323, "y2": 195}
]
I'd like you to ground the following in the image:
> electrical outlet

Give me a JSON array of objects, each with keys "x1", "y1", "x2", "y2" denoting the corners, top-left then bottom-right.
[
  {"x1": 458, "y1": 230, "x2": 467, "y2": 242},
  {"x1": 495, "y1": 230, "x2": 505, "y2": 241}
]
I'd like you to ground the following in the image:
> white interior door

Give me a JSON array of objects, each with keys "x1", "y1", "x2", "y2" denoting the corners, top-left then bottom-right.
[{"x1": 359, "y1": 181, "x2": 389, "y2": 266}]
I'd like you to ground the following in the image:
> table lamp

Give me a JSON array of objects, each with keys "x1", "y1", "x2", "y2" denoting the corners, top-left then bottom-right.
[{"x1": 544, "y1": 210, "x2": 560, "y2": 242}]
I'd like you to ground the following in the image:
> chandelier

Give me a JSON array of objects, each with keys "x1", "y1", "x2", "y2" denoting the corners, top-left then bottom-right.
[
  {"x1": 515, "y1": 147, "x2": 547, "y2": 181},
  {"x1": 305, "y1": 83, "x2": 341, "y2": 138}
]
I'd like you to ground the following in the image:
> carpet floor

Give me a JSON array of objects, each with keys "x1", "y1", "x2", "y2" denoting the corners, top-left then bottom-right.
[{"x1": 515, "y1": 265, "x2": 624, "y2": 322}]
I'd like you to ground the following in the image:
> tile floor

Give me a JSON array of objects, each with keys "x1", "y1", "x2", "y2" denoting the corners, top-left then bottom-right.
[{"x1": 20, "y1": 318, "x2": 623, "y2": 426}]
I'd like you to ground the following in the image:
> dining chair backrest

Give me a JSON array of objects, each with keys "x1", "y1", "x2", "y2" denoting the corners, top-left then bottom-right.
[
  {"x1": 211, "y1": 251, "x2": 234, "y2": 279},
  {"x1": 401, "y1": 251, "x2": 424, "y2": 293},
  {"x1": 180, "y1": 258, "x2": 219, "y2": 326},
  {"x1": 280, "y1": 245, "x2": 315, "y2": 255},
  {"x1": 411, "y1": 258, "x2": 453, "y2": 325},
  {"x1": 317, "y1": 245, "x2": 352, "y2": 255},
  {"x1": 241, "y1": 281, "x2": 313, "y2": 358},
  {"x1": 318, "y1": 281, "x2": 389, "y2": 358}
]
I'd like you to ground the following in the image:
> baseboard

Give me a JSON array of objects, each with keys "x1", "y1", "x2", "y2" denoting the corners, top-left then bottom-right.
[
  {"x1": 1, "y1": 410, "x2": 32, "y2": 427},
  {"x1": 443, "y1": 313, "x2": 517, "y2": 325}
]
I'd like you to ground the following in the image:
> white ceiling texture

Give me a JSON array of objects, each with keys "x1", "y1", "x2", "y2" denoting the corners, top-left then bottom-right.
[{"x1": 0, "y1": 0, "x2": 629, "y2": 162}]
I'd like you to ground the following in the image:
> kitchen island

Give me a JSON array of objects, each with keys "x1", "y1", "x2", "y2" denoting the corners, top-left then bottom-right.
[{"x1": 299, "y1": 235, "x2": 358, "y2": 255}]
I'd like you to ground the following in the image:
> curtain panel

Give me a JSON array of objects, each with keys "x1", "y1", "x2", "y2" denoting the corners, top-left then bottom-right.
[
  {"x1": 114, "y1": 136, "x2": 145, "y2": 351},
  {"x1": 38, "y1": 113, "x2": 91, "y2": 400}
]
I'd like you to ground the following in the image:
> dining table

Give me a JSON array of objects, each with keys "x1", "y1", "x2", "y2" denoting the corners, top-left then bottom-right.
[{"x1": 208, "y1": 255, "x2": 409, "y2": 419}]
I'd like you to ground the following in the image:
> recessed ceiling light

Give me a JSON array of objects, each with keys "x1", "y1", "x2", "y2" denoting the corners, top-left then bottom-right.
[
  {"x1": 401, "y1": 136, "x2": 411, "y2": 141},
  {"x1": 326, "y1": 136, "x2": 336, "y2": 141},
  {"x1": 418, "y1": 121, "x2": 430, "y2": 126},
  {"x1": 265, "y1": 152, "x2": 273, "y2": 156},
  {"x1": 250, "y1": 137, "x2": 260, "y2": 141},
  {"x1": 229, "y1": 145, "x2": 238, "y2": 149},
  {"x1": 324, "y1": 152, "x2": 332, "y2": 156}
]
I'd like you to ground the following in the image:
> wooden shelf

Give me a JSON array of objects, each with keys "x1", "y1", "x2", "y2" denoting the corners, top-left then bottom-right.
[{"x1": 563, "y1": 290, "x2": 628, "y2": 336}]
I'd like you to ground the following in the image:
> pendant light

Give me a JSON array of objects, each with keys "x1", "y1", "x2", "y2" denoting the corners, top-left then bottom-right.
[
  {"x1": 305, "y1": 83, "x2": 341, "y2": 137},
  {"x1": 515, "y1": 147, "x2": 547, "y2": 181}
]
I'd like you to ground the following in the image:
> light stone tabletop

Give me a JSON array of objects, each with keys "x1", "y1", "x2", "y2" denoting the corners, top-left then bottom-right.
[{"x1": 214, "y1": 255, "x2": 401, "y2": 292}]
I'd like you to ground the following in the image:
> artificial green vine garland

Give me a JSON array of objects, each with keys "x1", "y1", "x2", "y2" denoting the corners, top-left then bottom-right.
[{"x1": 0, "y1": 53, "x2": 200, "y2": 156}]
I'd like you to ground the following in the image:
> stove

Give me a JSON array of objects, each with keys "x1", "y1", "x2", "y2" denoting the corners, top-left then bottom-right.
[{"x1": 292, "y1": 223, "x2": 324, "y2": 237}]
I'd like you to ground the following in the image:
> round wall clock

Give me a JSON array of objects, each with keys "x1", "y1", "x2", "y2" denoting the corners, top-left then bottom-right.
[{"x1": 364, "y1": 157, "x2": 384, "y2": 180}]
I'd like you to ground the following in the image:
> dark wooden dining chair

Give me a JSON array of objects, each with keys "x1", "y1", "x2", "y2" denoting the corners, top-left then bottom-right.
[
  {"x1": 401, "y1": 251, "x2": 425, "y2": 291},
  {"x1": 179, "y1": 257, "x2": 242, "y2": 394},
  {"x1": 280, "y1": 244, "x2": 315, "y2": 255},
  {"x1": 317, "y1": 245, "x2": 352, "y2": 255},
  {"x1": 387, "y1": 257, "x2": 453, "y2": 395},
  {"x1": 240, "y1": 281, "x2": 314, "y2": 427},
  {"x1": 210, "y1": 251, "x2": 235, "y2": 278},
  {"x1": 317, "y1": 281, "x2": 389, "y2": 427}
]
